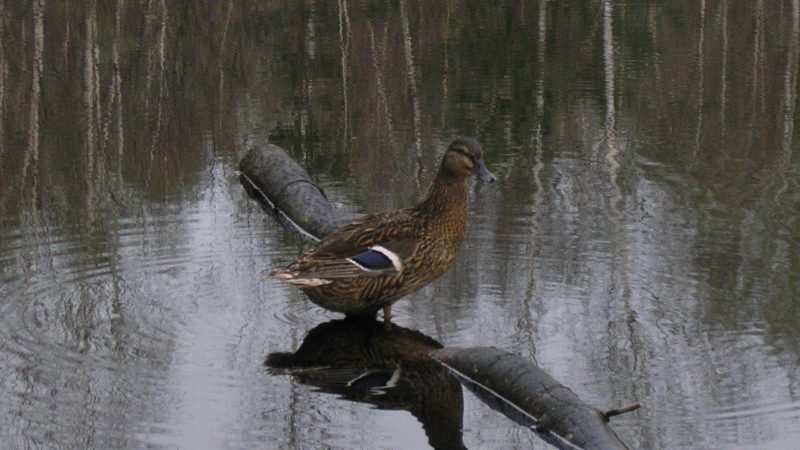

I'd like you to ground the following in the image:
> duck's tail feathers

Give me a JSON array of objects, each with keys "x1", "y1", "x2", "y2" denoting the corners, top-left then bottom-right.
[{"x1": 265, "y1": 351, "x2": 295, "y2": 368}]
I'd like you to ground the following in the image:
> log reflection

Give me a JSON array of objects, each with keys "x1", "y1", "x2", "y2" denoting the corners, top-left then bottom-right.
[{"x1": 266, "y1": 318, "x2": 466, "y2": 450}]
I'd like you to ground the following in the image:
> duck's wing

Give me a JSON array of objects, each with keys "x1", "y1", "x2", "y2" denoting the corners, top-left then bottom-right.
[
  {"x1": 278, "y1": 238, "x2": 419, "y2": 282},
  {"x1": 272, "y1": 210, "x2": 422, "y2": 285},
  {"x1": 308, "y1": 209, "x2": 419, "y2": 255}
]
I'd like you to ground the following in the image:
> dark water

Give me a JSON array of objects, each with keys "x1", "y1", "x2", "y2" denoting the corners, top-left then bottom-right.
[{"x1": 1, "y1": 1, "x2": 799, "y2": 448}]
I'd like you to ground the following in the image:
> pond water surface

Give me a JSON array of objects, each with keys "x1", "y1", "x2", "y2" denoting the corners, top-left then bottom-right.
[{"x1": 1, "y1": 1, "x2": 799, "y2": 449}]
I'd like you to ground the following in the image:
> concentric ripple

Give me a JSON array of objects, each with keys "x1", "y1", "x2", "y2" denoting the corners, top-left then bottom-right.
[{"x1": 0, "y1": 159, "x2": 309, "y2": 448}]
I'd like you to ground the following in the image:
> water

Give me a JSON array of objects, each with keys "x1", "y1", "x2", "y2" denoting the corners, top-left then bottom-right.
[{"x1": 0, "y1": 1, "x2": 799, "y2": 448}]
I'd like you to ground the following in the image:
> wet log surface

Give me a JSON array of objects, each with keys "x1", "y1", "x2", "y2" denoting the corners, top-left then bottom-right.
[
  {"x1": 432, "y1": 347, "x2": 632, "y2": 450},
  {"x1": 239, "y1": 145, "x2": 343, "y2": 241}
]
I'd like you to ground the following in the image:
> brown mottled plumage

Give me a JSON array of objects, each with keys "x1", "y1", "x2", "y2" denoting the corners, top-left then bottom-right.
[{"x1": 271, "y1": 137, "x2": 495, "y2": 316}]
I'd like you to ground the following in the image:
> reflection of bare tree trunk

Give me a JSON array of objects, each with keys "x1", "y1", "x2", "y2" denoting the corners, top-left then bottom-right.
[
  {"x1": 603, "y1": 0, "x2": 635, "y2": 371},
  {"x1": 719, "y1": 0, "x2": 728, "y2": 143},
  {"x1": 0, "y1": 0, "x2": 5, "y2": 166},
  {"x1": 695, "y1": 0, "x2": 705, "y2": 153},
  {"x1": 647, "y1": 3, "x2": 661, "y2": 108},
  {"x1": 103, "y1": 0, "x2": 124, "y2": 160},
  {"x1": 18, "y1": 0, "x2": 46, "y2": 283},
  {"x1": 92, "y1": 5, "x2": 101, "y2": 168},
  {"x1": 202, "y1": 0, "x2": 233, "y2": 188},
  {"x1": 532, "y1": 0, "x2": 546, "y2": 210},
  {"x1": 105, "y1": 1, "x2": 127, "y2": 349},
  {"x1": 501, "y1": 78, "x2": 512, "y2": 146},
  {"x1": 143, "y1": 0, "x2": 155, "y2": 116},
  {"x1": 441, "y1": 1, "x2": 451, "y2": 128},
  {"x1": 523, "y1": 0, "x2": 549, "y2": 361},
  {"x1": 777, "y1": 0, "x2": 799, "y2": 201},
  {"x1": 603, "y1": 0, "x2": 622, "y2": 223},
  {"x1": 84, "y1": 0, "x2": 102, "y2": 220},
  {"x1": 751, "y1": 0, "x2": 764, "y2": 146},
  {"x1": 305, "y1": 0, "x2": 316, "y2": 61},
  {"x1": 400, "y1": 0, "x2": 422, "y2": 190},
  {"x1": 154, "y1": 0, "x2": 167, "y2": 155},
  {"x1": 113, "y1": 0, "x2": 125, "y2": 182},
  {"x1": 219, "y1": 0, "x2": 233, "y2": 95},
  {"x1": 300, "y1": 0, "x2": 316, "y2": 158},
  {"x1": 79, "y1": 1, "x2": 101, "y2": 350},
  {"x1": 23, "y1": 0, "x2": 45, "y2": 185},
  {"x1": 147, "y1": 0, "x2": 167, "y2": 182},
  {"x1": 214, "y1": 0, "x2": 233, "y2": 166},
  {"x1": 337, "y1": 0, "x2": 350, "y2": 147},
  {"x1": 369, "y1": 23, "x2": 395, "y2": 148},
  {"x1": 535, "y1": 0, "x2": 546, "y2": 117},
  {"x1": 61, "y1": 5, "x2": 68, "y2": 65},
  {"x1": 101, "y1": 11, "x2": 114, "y2": 151}
]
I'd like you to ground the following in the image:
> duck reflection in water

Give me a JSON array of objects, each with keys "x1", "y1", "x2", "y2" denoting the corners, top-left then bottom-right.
[{"x1": 266, "y1": 318, "x2": 466, "y2": 450}]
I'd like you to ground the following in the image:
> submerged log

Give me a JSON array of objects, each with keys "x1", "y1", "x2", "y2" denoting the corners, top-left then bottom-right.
[
  {"x1": 431, "y1": 347, "x2": 635, "y2": 450},
  {"x1": 239, "y1": 145, "x2": 343, "y2": 241}
]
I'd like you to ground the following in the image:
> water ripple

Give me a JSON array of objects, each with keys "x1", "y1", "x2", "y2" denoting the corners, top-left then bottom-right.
[
  {"x1": 0, "y1": 184, "x2": 301, "y2": 448},
  {"x1": 707, "y1": 399, "x2": 800, "y2": 422}
]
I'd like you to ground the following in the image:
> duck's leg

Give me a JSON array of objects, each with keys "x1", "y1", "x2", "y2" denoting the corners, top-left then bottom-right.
[{"x1": 382, "y1": 305, "x2": 392, "y2": 325}]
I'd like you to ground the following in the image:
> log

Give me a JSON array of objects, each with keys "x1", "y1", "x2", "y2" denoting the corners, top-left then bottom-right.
[
  {"x1": 239, "y1": 145, "x2": 343, "y2": 241},
  {"x1": 431, "y1": 346, "x2": 634, "y2": 450}
]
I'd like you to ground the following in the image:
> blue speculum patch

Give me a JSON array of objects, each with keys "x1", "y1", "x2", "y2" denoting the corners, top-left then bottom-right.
[{"x1": 351, "y1": 250, "x2": 394, "y2": 270}]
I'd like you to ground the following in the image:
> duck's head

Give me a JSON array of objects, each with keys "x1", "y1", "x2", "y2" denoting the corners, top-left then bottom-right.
[{"x1": 440, "y1": 137, "x2": 496, "y2": 182}]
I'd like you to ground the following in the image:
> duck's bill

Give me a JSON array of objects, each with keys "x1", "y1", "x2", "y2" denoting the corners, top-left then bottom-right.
[{"x1": 476, "y1": 160, "x2": 496, "y2": 182}]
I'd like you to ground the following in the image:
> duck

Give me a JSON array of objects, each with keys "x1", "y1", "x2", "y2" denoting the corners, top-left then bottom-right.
[{"x1": 270, "y1": 137, "x2": 495, "y2": 319}]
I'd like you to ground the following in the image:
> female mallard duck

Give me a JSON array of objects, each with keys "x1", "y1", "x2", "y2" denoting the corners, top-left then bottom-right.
[{"x1": 271, "y1": 137, "x2": 495, "y2": 318}]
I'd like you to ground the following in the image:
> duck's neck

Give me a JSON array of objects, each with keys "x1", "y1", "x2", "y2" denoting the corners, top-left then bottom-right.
[{"x1": 414, "y1": 174, "x2": 468, "y2": 219}]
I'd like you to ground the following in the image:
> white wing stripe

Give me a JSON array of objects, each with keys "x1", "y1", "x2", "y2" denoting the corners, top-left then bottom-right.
[
  {"x1": 370, "y1": 245, "x2": 403, "y2": 271},
  {"x1": 345, "y1": 257, "x2": 371, "y2": 271}
]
